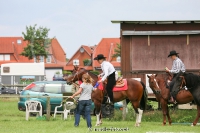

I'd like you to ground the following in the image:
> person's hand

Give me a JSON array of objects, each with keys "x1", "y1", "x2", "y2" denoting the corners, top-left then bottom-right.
[
  {"x1": 97, "y1": 80, "x2": 102, "y2": 83},
  {"x1": 165, "y1": 67, "x2": 170, "y2": 72},
  {"x1": 69, "y1": 96, "x2": 73, "y2": 99},
  {"x1": 98, "y1": 74, "x2": 101, "y2": 78}
]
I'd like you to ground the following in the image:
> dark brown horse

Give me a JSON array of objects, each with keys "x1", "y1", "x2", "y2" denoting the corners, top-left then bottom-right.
[
  {"x1": 147, "y1": 74, "x2": 194, "y2": 125},
  {"x1": 64, "y1": 67, "x2": 147, "y2": 126},
  {"x1": 173, "y1": 71, "x2": 200, "y2": 126}
]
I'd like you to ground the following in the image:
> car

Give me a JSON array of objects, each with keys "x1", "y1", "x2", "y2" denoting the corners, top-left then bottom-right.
[
  {"x1": 0, "y1": 83, "x2": 18, "y2": 94},
  {"x1": 53, "y1": 74, "x2": 65, "y2": 81},
  {"x1": 18, "y1": 81, "x2": 123, "y2": 114}
]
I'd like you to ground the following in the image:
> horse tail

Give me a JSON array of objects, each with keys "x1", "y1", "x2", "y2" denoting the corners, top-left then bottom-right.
[{"x1": 140, "y1": 81, "x2": 147, "y2": 110}]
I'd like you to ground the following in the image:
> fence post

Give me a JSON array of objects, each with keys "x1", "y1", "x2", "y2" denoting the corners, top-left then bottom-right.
[
  {"x1": 46, "y1": 97, "x2": 51, "y2": 121},
  {"x1": 122, "y1": 99, "x2": 127, "y2": 120}
]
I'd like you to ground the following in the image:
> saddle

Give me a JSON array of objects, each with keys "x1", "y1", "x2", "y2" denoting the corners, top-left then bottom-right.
[{"x1": 104, "y1": 77, "x2": 125, "y2": 87}]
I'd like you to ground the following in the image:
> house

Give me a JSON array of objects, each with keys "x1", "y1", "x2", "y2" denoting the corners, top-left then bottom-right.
[
  {"x1": 0, "y1": 37, "x2": 66, "y2": 84},
  {"x1": 92, "y1": 38, "x2": 121, "y2": 74},
  {"x1": 111, "y1": 20, "x2": 200, "y2": 95},
  {"x1": 65, "y1": 45, "x2": 95, "y2": 71},
  {"x1": 65, "y1": 38, "x2": 121, "y2": 75}
]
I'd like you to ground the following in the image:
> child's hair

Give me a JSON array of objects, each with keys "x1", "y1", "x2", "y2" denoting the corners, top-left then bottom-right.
[{"x1": 82, "y1": 73, "x2": 93, "y2": 84}]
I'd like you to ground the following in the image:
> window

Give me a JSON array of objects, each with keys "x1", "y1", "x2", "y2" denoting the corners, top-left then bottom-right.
[
  {"x1": 44, "y1": 84, "x2": 62, "y2": 94},
  {"x1": 4, "y1": 54, "x2": 10, "y2": 61},
  {"x1": 63, "y1": 84, "x2": 73, "y2": 93},
  {"x1": 46, "y1": 55, "x2": 51, "y2": 63},
  {"x1": 33, "y1": 56, "x2": 36, "y2": 63},
  {"x1": 73, "y1": 59, "x2": 79, "y2": 65},
  {"x1": 0, "y1": 55, "x2": 3, "y2": 60},
  {"x1": 116, "y1": 56, "x2": 121, "y2": 62},
  {"x1": 0, "y1": 54, "x2": 10, "y2": 61},
  {"x1": 17, "y1": 39, "x2": 22, "y2": 44},
  {"x1": 40, "y1": 56, "x2": 44, "y2": 62}
]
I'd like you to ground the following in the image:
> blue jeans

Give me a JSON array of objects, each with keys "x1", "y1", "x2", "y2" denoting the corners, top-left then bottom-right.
[{"x1": 75, "y1": 99, "x2": 92, "y2": 128}]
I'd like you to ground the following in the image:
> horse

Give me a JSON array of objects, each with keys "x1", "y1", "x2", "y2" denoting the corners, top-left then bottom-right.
[
  {"x1": 172, "y1": 71, "x2": 200, "y2": 126},
  {"x1": 64, "y1": 67, "x2": 147, "y2": 127},
  {"x1": 147, "y1": 74, "x2": 195, "y2": 125}
]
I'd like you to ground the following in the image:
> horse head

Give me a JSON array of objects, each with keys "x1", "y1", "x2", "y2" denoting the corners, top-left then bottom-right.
[
  {"x1": 63, "y1": 66, "x2": 87, "y2": 85},
  {"x1": 147, "y1": 74, "x2": 161, "y2": 93}
]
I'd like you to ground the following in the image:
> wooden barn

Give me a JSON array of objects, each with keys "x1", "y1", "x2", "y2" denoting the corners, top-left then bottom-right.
[{"x1": 111, "y1": 20, "x2": 200, "y2": 95}]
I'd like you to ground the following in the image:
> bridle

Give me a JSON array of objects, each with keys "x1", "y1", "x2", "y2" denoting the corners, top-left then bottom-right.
[{"x1": 150, "y1": 75, "x2": 161, "y2": 95}]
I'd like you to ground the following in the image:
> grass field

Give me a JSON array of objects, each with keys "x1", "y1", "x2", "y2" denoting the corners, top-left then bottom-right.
[{"x1": 0, "y1": 97, "x2": 199, "y2": 133}]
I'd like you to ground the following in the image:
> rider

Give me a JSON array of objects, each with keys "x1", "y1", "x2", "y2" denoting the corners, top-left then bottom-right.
[
  {"x1": 94, "y1": 54, "x2": 116, "y2": 105},
  {"x1": 165, "y1": 50, "x2": 186, "y2": 103}
]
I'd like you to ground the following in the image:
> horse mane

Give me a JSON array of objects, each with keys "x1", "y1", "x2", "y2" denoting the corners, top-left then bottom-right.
[
  {"x1": 155, "y1": 75, "x2": 167, "y2": 89},
  {"x1": 184, "y1": 72, "x2": 200, "y2": 88}
]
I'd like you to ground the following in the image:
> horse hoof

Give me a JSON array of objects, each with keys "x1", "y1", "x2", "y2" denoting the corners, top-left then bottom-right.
[
  {"x1": 135, "y1": 123, "x2": 140, "y2": 127},
  {"x1": 95, "y1": 124, "x2": 101, "y2": 126}
]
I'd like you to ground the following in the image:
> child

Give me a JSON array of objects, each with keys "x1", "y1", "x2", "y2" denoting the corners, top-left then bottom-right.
[{"x1": 69, "y1": 73, "x2": 93, "y2": 130}]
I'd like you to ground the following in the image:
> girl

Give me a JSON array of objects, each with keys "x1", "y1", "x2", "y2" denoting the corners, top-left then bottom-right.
[{"x1": 70, "y1": 73, "x2": 93, "y2": 130}]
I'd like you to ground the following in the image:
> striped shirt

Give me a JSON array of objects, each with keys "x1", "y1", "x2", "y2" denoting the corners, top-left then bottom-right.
[
  {"x1": 100, "y1": 61, "x2": 116, "y2": 81},
  {"x1": 169, "y1": 57, "x2": 185, "y2": 74}
]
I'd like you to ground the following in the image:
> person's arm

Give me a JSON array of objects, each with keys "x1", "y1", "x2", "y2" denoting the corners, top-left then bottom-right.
[
  {"x1": 98, "y1": 64, "x2": 109, "y2": 82},
  {"x1": 169, "y1": 61, "x2": 182, "y2": 73},
  {"x1": 70, "y1": 87, "x2": 83, "y2": 98}
]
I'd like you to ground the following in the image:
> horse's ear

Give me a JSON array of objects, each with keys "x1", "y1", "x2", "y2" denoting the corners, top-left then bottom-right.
[
  {"x1": 155, "y1": 74, "x2": 157, "y2": 77},
  {"x1": 74, "y1": 65, "x2": 79, "y2": 71},
  {"x1": 147, "y1": 75, "x2": 150, "y2": 78}
]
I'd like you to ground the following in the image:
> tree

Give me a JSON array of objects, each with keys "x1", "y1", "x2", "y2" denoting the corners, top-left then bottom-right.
[
  {"x1": 20, "y1": 24, "x2": 51, "y2": 62},
  {"x1": 112, "y1": 43, "x2": 121, "y2": 58}
]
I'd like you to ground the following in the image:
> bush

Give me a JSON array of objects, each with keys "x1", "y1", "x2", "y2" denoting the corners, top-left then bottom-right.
[
  {"x1": 83, "y1": 59, "x2": 91, "y2": 66},
  {"x1": 63, "y1": 70, "x2": 72, "y2": 76},
  {"x1": 90, "y1": 70, "x2": 99, "y2": 75}
]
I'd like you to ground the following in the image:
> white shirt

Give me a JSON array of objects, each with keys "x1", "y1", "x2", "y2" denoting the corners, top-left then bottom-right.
[{"x1": 100, "y1": 61, "x2": 116, "y2": 81}]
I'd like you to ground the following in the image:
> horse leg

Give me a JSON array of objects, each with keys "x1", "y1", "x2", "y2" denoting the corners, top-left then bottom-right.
[
  {"x1": 137, "y1": 108, "x2": 143, "y2": 125},
  {"x1": 191, "y1": 105, "x2": 200, "y2": 126},
  {"x1": 131, "y1": 102, "x2": 140, "y2": 127},
  {"x1": 160, "y1": 99, "x2": 172, "y2": 125},
  {"x1": 94, "y1": 103, "x2": 102, "y2": 126}
]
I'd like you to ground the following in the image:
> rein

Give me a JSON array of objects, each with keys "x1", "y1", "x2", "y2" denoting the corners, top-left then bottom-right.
[{"x1": 180, "y1": 76, "x2": 186, "y2": 89}]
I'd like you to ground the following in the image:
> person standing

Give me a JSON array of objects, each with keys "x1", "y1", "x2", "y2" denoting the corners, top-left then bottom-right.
[
  {"x1": 94, "y1": 54, "x2": 116, "y2": 105},
  {"x1": 69, "y1": 74, "x2": 93, "y2": 130},
  {"x1": 165, "y1": 50, "x2": 186, "y2": 103}
]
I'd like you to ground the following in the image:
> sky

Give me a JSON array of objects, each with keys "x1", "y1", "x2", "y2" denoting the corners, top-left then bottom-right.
[{"x1": 1, "y1": 0, "x2": 200, "y2": 59}]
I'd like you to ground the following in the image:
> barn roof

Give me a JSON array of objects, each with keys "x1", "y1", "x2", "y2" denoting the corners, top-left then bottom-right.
[{"x1": 111, "y1": 20, "x2": 200, "y2": 24}]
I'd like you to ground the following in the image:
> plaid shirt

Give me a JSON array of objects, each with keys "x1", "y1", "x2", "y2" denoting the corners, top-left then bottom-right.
[{"x1": 169, "y1": 57, "x2": 185, "y2": 74}]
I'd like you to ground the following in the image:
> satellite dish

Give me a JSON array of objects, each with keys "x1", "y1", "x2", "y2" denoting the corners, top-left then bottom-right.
[{"x1": 80, "y1": 48, "x2": 84, "y2": 53}]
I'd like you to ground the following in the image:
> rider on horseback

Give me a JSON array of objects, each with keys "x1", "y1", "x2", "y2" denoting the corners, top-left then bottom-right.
[
  {"x1": 94, "y1": 54, "x2": 117, "y2": 106},
  {"x1": 165, "y1": 50, "x2": 186, "y2": 103}
]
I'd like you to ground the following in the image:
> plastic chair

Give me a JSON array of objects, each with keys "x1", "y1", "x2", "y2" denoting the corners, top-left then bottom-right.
[
  {"x1": 53, "y1": 101, "x2": 74, "y2": 120},
  {"x1": 25, "y1": 100, "x2": 42, "y2": 120}
]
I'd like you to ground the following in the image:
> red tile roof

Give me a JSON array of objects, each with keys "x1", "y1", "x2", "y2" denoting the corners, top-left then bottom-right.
[
  {"x1": 0, "y1": 37, "x2": 66, "y2": 69},
  {"x1": 92, "y1": 38, "x2": 120, "y2": 68},
  {"x1": 51, "y1": 39, "x2": 66, "y2": 65}
]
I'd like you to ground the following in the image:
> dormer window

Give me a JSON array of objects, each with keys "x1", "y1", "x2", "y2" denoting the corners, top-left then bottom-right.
[{"x1": 17, "y1": 39, "x2": 21, "y2": 44}]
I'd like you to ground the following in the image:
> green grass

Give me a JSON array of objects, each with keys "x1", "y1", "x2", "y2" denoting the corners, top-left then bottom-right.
[{"x1": 0, "y1": 97, "x2": 200, "y2": 133}]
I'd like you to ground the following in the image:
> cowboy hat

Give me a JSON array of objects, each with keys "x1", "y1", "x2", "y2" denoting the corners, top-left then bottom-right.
[
  {"x1": 168, "y1": 50, "x2": 179, "y2": 57},
  {"x1": 94, "y1": 54, "x2": 106, "y2": 60}
]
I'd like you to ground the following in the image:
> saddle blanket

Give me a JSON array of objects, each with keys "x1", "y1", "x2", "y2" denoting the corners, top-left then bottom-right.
[{"x1": 97, "y1": 79, "x2": 128, "y2": 92}]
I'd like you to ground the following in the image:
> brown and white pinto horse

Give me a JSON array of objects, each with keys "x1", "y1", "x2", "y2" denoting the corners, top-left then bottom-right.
[
  {"x1": 147, "y1": 74, "x2": 199, "y2": 126},
  {"x1": 64, "y1": 67, "x2": 147, "y2": 127}
]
